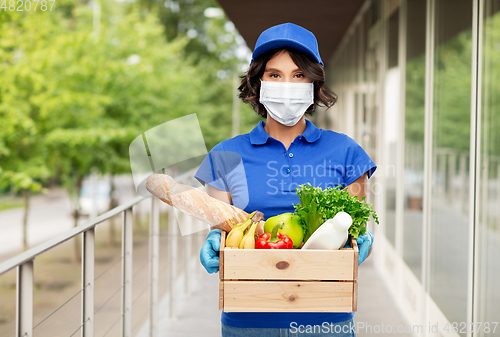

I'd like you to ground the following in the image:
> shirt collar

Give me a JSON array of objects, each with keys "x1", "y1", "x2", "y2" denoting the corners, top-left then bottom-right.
[
  {"x1": 249, "y1": 119, "x2": 321, "y2": 145},
  {"x1": 301, "y1": 119, "x2": 322, "y2": 143}
]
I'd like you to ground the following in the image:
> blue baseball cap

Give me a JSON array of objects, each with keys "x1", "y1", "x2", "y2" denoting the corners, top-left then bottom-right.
[{"x1": 251, "y1": 23, "x2": 323, "y2": 66}]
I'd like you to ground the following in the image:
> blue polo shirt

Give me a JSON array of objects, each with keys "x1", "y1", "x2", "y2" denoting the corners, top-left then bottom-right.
[{"x1": 194, "y1": 119, "x2": 376, "y2": 329}]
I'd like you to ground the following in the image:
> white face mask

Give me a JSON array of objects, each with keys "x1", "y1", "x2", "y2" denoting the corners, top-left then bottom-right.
[{"x1": 259, "y1": 80, "x2": 314, "y2": 126}]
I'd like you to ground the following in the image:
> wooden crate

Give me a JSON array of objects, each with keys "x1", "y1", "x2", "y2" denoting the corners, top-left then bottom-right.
[{"x1": 219, "y1": 231, "x2": 358, "y2": 312}]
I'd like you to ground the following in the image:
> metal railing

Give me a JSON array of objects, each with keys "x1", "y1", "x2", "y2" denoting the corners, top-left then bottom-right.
[{"x1": 0, "y1": 169, "x2": 205, "y2": 337}]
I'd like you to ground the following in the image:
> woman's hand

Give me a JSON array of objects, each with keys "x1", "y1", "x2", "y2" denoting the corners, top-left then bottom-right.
[
  {"x1": 200, "y1": 229, "x2": 221, "y2": 274},
  {"x1": 356, "y1": 228, "x2": 374, "y2": 265},
  {"x1": 199, "y1": 184, "x2": 232, "y2": 274}
]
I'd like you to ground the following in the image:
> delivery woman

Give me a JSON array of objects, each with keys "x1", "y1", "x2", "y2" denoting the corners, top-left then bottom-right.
[{"x1": 195, "y1": 22, "x2": 376, "y2": 337}]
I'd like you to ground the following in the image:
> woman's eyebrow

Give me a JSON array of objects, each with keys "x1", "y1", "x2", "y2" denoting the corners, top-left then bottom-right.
[
  {"x1": 264, "y1": 67, "x2": 301, "y2": 72},
  {"x1": 264, "y1": 67, "x2": 281, "y2": 73}
]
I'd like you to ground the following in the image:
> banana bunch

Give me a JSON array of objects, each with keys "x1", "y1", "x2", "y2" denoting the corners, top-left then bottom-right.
[{"x1": 225, "y1": 211, "x2": 263, "y2": 249}]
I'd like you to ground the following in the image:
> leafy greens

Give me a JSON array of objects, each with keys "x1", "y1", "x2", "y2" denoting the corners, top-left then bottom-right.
[{"x1": 293, "y1": 184, "x2": 379, "y2": 242}]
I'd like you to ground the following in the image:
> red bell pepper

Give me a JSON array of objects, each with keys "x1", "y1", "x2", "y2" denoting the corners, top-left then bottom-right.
[{"x1": 255, "y1": 223, "x2": 293, "y2": 249}]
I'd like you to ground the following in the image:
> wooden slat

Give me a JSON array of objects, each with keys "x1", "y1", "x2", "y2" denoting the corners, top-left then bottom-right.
[
  {"x1": 352, "y1": 237, "x2": 358, "y2": 280},
  {"x1": 219, "y1": 231, "x2": 226, "y2": 311},
  {"x1": 219, "y1": 231, "x2": 226, "y2": 280},
  {"x1": 219, "y1": 281, "x2": 224, "y2": 311},
  {"x1": 223, "y1": 249, "x2": 355, "y2": 281},
  {"x1": 223, "y1": 281, "x2": 354, "y2": 312},
  {"x1": 352, "y1": 237, "x2": 358, "y2": 312},
  {"x1": 353, "y1": 280, "x2": 358, "y2": 312}
]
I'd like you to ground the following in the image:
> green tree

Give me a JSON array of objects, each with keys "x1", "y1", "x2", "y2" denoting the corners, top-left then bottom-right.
[
  {"x1": 133, "y1": 0, "x2": 262, "y2": 148},
  {"x1": 0, "y1": 10, "x2": 64, "y2": 251}
]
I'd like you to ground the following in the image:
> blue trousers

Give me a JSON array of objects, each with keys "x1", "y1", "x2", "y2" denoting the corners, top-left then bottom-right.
[{"x1": 221, "y1": 318, "x2": 356, "y2": 337}]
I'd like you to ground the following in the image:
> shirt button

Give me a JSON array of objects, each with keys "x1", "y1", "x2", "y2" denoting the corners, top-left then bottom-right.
[
  {"x1": 286, "y1": 168, "x2": 291, "y2": 174},
  {"x1": 289, "y1": 153, "x2": 294, "y2": 158}
]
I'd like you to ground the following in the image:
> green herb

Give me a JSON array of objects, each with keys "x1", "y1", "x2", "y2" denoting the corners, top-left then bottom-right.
[{"x1": 293, "y1": 184, "x2": 379, "y2": 241}]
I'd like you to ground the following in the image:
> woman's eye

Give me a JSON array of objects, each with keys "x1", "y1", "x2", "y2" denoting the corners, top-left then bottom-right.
[
  {"x1": 295, "y1": 73, "x2": 304, "y2": 78},
  {"x1": 270, "y1": 74, "x2": 279, "y2": 78}
]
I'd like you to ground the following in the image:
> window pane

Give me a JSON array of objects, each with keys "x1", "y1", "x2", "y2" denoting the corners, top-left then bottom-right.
[
  {"x1": 476, "y1": 1, "x2": 500, "y2": 335},
  {"x1": 430, "y1": 0, "x2": 472, "y2": 330},
  {"x1": 403, "y1": 0, "x2": 426, "y2": 282},
  {"x1": 384, "y1": 9, "x2": 399, "y2": 247}
]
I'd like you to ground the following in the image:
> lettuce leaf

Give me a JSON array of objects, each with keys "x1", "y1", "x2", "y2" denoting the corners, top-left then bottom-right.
[{"x1": 293, "y1": 184, "x2": 379, "y2": 241}]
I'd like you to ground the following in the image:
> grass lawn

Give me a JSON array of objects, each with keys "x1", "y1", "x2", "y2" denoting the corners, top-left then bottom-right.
[{"x1": 0, "y1": 199, "x2": 23, "y2": 211}]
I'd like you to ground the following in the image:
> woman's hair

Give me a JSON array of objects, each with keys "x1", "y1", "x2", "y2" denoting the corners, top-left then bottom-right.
[{"x1": 238, "y1": 47, "x2": 338, "y2": 118}]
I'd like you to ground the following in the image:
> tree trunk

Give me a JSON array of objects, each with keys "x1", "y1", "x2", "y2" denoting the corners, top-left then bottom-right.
[
  {"x1": 22, "y1": 189, "x2": 30, "y2": 252},
  {"x1": 108, "y1": 174, "x2": 119, "y2": 246},
  {"x1": 73, "y1": 175, "x2": 84, "y2": 263}
]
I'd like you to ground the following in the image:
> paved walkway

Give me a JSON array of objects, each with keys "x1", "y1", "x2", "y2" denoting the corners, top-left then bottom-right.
[
  {"x1": 150, "y1": 253, "x2": 411, "y2": 337},
  {"x1": 355, "y1": 257, "x2": 411, "y2": 337}
]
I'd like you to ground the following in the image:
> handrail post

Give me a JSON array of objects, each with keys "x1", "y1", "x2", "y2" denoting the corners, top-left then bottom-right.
[
  {"x1": 149, "y1": 198, "x2": 160, "y2": 337},
  {"x1": 167, "y1": 206, "x2": 178, "y2": 319},
  {"x1": 196, "y1": 221, "x2": 203, "y2": 277},
  {"x1": 16, "y1": 260, "x2": 33, "y2": 337},
  {"x1": 122, "y1": 209, "x2": 133, "y2": 337},
  {"x1": 183, "y1": 214, "x2": 191, "y2": 296},
  {"x1": 82, "y1": 228, "x2": 95, "y2": 337}
]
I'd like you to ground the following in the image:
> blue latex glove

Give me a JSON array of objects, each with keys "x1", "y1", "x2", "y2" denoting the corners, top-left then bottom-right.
[
  {"x1": 356, "y1": 228, "x2": 374, "y2": 265},
  {"x1": 200, "y1": 229, "x2": 221, "y2": 274},
  {"x1": 342, "y1": 229, "x2": 374, "y2": 265}
]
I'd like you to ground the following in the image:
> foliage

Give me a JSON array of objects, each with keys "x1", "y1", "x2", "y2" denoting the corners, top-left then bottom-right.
[
  {"x1": 0, "y1": 0, "x2": 258, "y2": 198},
  {"x1": 433, "y1": 30, "x2": 472, "y2": 152},
  {"x1": 405, "y1": 29, "x2": 473, "y2": 152},
  {"x1": 482, "y1": 13, "x2": 500, "y2": 160},
  {"x1": 133, "y1": 0, "x2": 261, "y2": 148},
  {"x1": 0, "y1": 9, "x2": 62, "y2": 194},
  {"x1": 404, "y1": 53, "x2": 426, "y2": 145}
]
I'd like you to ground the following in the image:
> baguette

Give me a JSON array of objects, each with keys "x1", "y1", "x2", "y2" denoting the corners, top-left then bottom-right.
[{"x1": 145, "y1": 174, "x2": 250, "y2": 232}]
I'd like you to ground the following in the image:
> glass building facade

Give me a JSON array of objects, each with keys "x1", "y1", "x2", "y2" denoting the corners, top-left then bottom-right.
[{"x1": 317, "y1": 1, "x2": 500, "y2": 336}]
